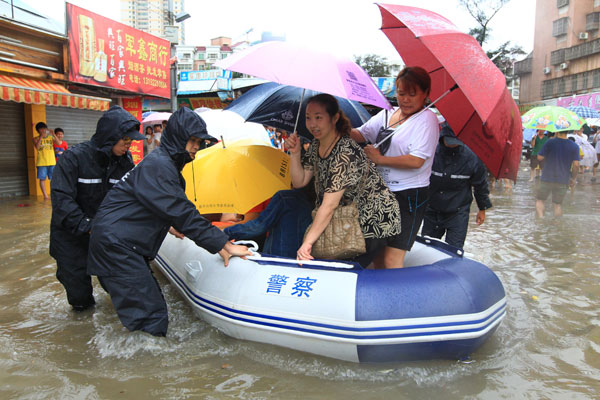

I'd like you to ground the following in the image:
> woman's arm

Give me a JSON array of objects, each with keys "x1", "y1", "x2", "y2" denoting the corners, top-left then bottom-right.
[
  {"x1": 350, "y1": 128, "x2": 366, "y2": 144},
  {"x1": 364, "y1": 145, "x2": 426, "y2": 169},
  {"x1": 297, "y1": 190, "x2": 344, "y2": 260},
  {"x1": 287, "y1": 133, "x2": 314, "y2": 188}
]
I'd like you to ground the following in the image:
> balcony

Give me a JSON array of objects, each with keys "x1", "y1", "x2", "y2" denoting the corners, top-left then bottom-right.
[
  {"x1": 514, "y1": 58, "x2": 532, "y2": 75},
  {"x1": 564, "y1": 38, "x2": 600, "y2": 61},
  {"x1": 550, "y1": 48, "x2": 565, "y2": 65},
  {"x1": 587, "y1": 12, "x2": 600, "y2": 31}
]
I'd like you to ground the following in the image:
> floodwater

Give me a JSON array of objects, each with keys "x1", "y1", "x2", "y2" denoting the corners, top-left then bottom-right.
[{"x1": 1, "y1": 162, "x2": 598, "y2": 399}]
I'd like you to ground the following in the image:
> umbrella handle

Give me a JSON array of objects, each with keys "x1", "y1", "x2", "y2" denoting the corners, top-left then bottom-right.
[{"x1": 292, "y1": 88, "x2": 306, "y2": 135}]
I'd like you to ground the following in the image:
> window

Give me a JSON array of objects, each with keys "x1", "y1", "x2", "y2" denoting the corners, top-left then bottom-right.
[
  {"x1": 557, "y1": 0, "x2": 568, "y2": 7},
  {"x1": 593, "y1": 70, "x2": 600, "y2": 87},
  {"x1": 553, "y1": 17, "x2": 569, "y2": 37},
  {"x1": 571, "y1": 74, "x2": 578, "y2": 92}
]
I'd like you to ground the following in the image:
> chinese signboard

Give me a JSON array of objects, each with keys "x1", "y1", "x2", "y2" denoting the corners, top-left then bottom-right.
[
  {"x1": 121, "y1": 96, "x2": 144, "y2": 165},
  {"x1": 66, "y1": 3, "x2": 170, "y2": 99},
  {"x1": 179, "y1": 69, "x2": 232, "y2": 91}
]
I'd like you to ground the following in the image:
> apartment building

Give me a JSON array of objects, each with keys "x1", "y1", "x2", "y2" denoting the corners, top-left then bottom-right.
[
  {"x1": 515, "y1": 0, "x2": 600, "y2": 109},
  {"x1": 120, "y1": 0, "x2": 185, "y2": 44}
]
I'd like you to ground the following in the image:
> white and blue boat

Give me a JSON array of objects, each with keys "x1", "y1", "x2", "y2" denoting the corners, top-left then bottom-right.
[{"x1": 155, "y1": 235, "x2": 506, "y2": 363}]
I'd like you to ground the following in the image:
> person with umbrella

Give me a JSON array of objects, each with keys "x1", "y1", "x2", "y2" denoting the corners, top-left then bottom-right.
[
  {"x1": 529, "y1": 130, "x2": 549, "y2": 182},
  {"x1": 287, "y1": 94, "x2": 402, "y2": 268},
  {"x1": 350, "y1": 67, "x2": 440, "y2": 268},
  {"x1": 87, "y1": 108, "x2": 252, "y2": 336},
  {"x1": 535, "y1": 130, "x2": 581, "y2": 218}
]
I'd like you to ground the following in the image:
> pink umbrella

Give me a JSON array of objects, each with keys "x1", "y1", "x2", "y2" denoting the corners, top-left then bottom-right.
[
  {"x1": 142, "y1": 112, "x2": 172, "y2": 125},
  {"x1": 215, "y1": 41, "x2": 391, "y2": 110}
]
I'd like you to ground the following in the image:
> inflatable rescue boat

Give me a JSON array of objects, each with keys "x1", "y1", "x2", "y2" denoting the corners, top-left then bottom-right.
[{"x1": 155, "y1": 235, "x2": 506, "y2": 363}]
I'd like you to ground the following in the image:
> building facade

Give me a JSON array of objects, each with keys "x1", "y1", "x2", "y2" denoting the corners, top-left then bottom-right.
[
  {"x1": 515, "y1": 0, "x2": 600, "y2": 110},
  {"x1": 120, "y1": 0, "x2": 185, "y2": 45}
]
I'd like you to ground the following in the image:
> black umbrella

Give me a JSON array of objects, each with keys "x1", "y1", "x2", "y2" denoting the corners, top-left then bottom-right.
[{"x1": 225, "y1": 82, "x2": 372, "y2": 139}]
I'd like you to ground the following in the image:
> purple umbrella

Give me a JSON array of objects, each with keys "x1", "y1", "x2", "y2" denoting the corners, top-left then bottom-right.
[{"x1": 216, "y1": 41, "x2": 391, "y2": 111}]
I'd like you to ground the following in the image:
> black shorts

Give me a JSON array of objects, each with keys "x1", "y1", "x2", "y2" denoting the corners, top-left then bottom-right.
[
  {"x1": 530, "y1": 156, "x2": 544, "y2": 170},
  {"x1": 390, "y1": 186, "x2": 429, "y2": 251},
  {"x1": 351, "y1": 235, "x2": 403, "y2": 267}
]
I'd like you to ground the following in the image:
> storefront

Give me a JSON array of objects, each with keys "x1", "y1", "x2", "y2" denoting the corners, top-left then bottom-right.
[{"x1": 0, "y1": 21, "x2": 110, "y2": 197}]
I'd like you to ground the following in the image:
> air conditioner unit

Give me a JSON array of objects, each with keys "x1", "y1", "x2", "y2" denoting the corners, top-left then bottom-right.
[
  {"x1": 579, "y1": 32, "x2": 589, "y2": 40},
  {"x1": 543, "y1": 67, "x2": 551, "y2": 74},
  {"x1": 559, "y1": 62, "x2": 568, "y2": 70}
]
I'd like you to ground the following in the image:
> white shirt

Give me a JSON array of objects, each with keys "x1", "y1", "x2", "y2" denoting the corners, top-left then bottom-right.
[
  {"x1": 358, "y1": 107, "x2": 440, "y2": 192},
  {"x1": 146, "y1": 131, "x2": 162, "y2": 154}
]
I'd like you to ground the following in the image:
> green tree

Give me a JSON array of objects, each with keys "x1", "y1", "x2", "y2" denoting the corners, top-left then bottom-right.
[
  {"x1": 486, "y1": 41, "x2": 526, "y2": 84},
  {"x1": 459, "y1": 0, "x2": 510, "y2": 46},
  {"x1": 354, "y1": 54, "x2": 392, "y2": 77}
]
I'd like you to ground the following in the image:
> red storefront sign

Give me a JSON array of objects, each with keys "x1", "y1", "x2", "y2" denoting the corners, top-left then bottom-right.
[
  {"x1": 122, "y1": 97, "x2": 144, "y2": 165},
  {"x1": 67, "y1": 3, "x2": 170, "y2": 99}
]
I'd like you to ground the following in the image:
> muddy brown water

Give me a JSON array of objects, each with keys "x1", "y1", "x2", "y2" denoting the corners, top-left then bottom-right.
[{"x1": 1, "y1": 162, "x2": 598, "y2": 399}]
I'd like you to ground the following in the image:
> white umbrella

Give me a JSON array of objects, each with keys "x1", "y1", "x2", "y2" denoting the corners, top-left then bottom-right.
[
  {"x1": 142, "y1": 112, "x2": 172, "y2": 125},
  {"x1": 195, "y1": 109, "x2": 272, "y2": 146},
  {"x1": 585, "y1": 117, "x2": 600, "y2": 126}
]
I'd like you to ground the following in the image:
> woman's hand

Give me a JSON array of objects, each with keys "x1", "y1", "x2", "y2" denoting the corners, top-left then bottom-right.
[
  {"x1": 297, "y1": 242, "x2": 314, "y2": 261},
  {"x1": 364, "y1": 144, "x2": 382, "y2": 164},
  {"x1": 285, "y1": 132, "x2": 301, "y2": 155}
]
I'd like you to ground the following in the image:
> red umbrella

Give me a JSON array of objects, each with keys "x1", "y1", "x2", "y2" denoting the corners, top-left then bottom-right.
[{"x1": 377, "y1": 4, "x2": 522, "y2": 180}]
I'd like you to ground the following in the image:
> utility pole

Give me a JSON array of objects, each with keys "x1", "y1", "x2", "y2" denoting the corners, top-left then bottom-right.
[{"x1": 168, "y1": 0, "x2": 177, "y2": 112}]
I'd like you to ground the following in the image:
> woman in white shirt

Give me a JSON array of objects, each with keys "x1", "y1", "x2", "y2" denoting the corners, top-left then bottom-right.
[{"x1": 350, "y1": 66, "x2": 440, "y2": 268}]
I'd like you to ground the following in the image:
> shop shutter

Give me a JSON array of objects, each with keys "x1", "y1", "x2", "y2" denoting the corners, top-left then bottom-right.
[
  {"x1": 46, "y1": 106, "x2": 104, "y2": 146},
  {"x1": 0, "y1": 101, "x2": 28, "y2": 197}
]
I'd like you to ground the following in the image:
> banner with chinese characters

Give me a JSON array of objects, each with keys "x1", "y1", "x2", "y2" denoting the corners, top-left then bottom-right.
[
  {"x1": 122, "y1": 96, "x2": 144, "y2": 165},
  {"x1": 66, "y1": 3, "x2": 170, "y2": 98}
]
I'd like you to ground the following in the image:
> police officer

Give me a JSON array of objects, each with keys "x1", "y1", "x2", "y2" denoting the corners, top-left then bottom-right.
[
  {"x1": 422, "y1": 123, "x2": 492, "y2": 249},
  {"x1": 50, "y1": 105, "x2": 144, "y2": 311},
  {"x1": 87, "y1": 107, "x2": 251, "y2": 337}
]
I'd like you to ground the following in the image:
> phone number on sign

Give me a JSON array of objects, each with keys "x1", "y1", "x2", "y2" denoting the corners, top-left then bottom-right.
[{"x1": 142, "y1": 77, "x2": 168, "y2": 89}]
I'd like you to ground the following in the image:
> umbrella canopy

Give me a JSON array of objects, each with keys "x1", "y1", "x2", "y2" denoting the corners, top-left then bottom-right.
[
  {"x1": 522, "y1": 128, "x2": 538, "y2": 142},
  {"x1": 182, "y1": 139, "x2": 291, "y2": 214},
  {"x1": 377, "y1": 4, "x2": 522, "y2": 180},
  {"x1": 215, "y1": 41, "x2": 391, "y2": 109},
  {"x1": 225, "y1": 82, "x2": 372, "y2": 139},
  {"x1": 521, "y1": 106, "x2": 585, "y2": 132},
  {"x1": 142, "y1": 112, "x2": 171, "y2": 125},
  {"x1": 196, "y1": 109, "x2": 272, "y2": 146},
  {"x1": 567, "y1": 105, "x2": 600, "y2": 119},
  {"x1": 585, "y1": 117, "x2": 600, "y2": 126}
]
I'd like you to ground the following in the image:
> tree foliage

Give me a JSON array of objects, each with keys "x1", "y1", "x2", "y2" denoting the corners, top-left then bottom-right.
[
  {"x1": 459, "y1": 0, "x2": 522, "y2": 83},
  {"x1": 486, "y1": 42, "x2": 526, "y2": 84},
  {"x1": 459, "y1": 0, "x2": 510, "y2": 46},
  {"x1": 354, "y1": 54, "x2": 392, "y2": 77}
]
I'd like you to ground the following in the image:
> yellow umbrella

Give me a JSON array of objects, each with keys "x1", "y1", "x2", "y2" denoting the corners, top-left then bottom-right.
[{"x1": 182, "y1": 139, "x2": 291, "y2": 214}]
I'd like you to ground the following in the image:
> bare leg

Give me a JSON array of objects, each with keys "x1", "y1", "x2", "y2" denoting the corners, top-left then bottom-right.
[
  {"x1": 383, "y1": 247, "x2": 406, "y2": 269},
  {"x1": 529, "y1": 168, "x2": 535, "y2": 182},
  {"x1": 39, "y1": 179, "x2": 49, "y2": 200},
  {"x1": 552, "y1": 203, "x2": 562, "y2": 217},
  {"x1": 536, "y1": 199, "x2": 545, "y2": 218}
]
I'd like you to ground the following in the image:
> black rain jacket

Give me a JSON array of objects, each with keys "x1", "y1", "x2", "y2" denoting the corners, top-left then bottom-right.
[
  {"x1": 87, "y1": 107, "x2": 228, "y2": 276},
  {"x1": 428, "y1": 141, "x2": 492, "y2": 214},
  {"x1": 49, "y1": 105, "x2": 139, "y2": 263}
]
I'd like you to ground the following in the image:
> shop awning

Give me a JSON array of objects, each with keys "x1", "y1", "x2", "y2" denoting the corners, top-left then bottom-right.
[{"x1": 0, "y1": 75, "x2": 110, "y2": 111}]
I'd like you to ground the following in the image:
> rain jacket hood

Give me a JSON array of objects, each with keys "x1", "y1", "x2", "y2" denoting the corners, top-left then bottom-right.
[
  {"x1": 161, "y1": 107, "x2": 212, "y2": 169},
  {"x1": 91, "y1": 105, "x2": 141, "y2": 158}
]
